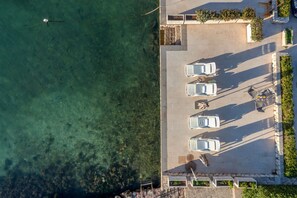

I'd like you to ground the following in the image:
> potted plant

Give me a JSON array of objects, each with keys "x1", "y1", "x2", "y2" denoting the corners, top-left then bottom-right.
[
  {"x1": 238, "y1": 181, "x2": 257, "y2": 188},
  {"x1": 251, "y1": 17, "x2": 263, "y2": 42},
  {"x1": 169, "y1": 180, "x2": 187, "y2": 187},
  {"x1": 242, "y1": 7, "x2": 256, "y2": 20},
  {"x1": 167, "y1": 14, "x2": 184, "y2": 24},
  {"x1": 195, "y1": 8, "x2": 255, "y2": 24},
  {"x1": 273, "y1": 0, "x2": 290, "y2": 23},
  {"x1": 234, "y1": 177, "x2": 257, "y2": 189},
  {"x1": 212, "y1": 176, "x2": 234, "y2": 188},
  {"x1": 168, "y1": 176, "x2": 187, "y2": 187},
  {"x1": 282, "y1": 28, "x2": 293, "y2": 47},
  {"x1": 220, "y1": 9, "x2": 242, "y2": 21},
  {"x1": 185, "y1": 14, "x2": 197, "y2": 21},
  {"x1": 185, "y1": 14, "x2": 199, "y2": 24},
  {"x1": 196, "y1": 10, "x2": 213, "y2": 23},
  {"x1": 192, "y1": 180, "x2": 210, "y2": 187},
  {"x1": 191, "y1": 177, "x2": 211, "y2": 187},
  {"x1": 216, "y1": 180, "x2": 233, "y2": 187}
]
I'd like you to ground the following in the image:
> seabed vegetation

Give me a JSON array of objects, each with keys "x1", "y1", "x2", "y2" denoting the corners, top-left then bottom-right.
[{"x1": 0, "y1": 0, "x2": 159, "y2": 197}]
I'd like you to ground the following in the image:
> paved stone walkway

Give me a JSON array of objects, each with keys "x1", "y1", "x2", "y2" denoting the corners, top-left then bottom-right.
[{"x1": 186, "y1": 188, "x2": 235, "y2": 198}]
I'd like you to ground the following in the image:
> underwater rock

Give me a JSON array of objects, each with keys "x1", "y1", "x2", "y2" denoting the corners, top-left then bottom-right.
[{"x1": 4, "y1": 159, "x2": 13, "y2": 170}]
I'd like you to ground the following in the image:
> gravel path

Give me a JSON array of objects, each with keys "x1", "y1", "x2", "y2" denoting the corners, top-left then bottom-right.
[{"x1": 186, "y1": 188, "x2": 243, "y2": 198}]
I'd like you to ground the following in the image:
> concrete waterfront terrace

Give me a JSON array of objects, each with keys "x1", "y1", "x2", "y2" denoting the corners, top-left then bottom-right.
[{"x1": 160, "y1": 0, "x2": 284, "y2": 183}]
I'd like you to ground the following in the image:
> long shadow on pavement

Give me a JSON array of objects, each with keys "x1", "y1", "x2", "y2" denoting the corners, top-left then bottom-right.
[
  {"x1": 164, "y1": 137, "x2": 275, "y2": 175},
  {"x1": 197, "y1": 116, "x2": 275, "y2": 143},
  {"x1": 180, "y1": 1, "x2": 265, "y2": 16},
  {"x1": 195, "y1": 42, "x2": 275, "y2": 72}
]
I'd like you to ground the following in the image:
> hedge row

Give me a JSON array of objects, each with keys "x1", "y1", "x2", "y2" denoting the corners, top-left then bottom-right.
[
  {"x1": 195, "y1": 8, "x2": 263, "y2": 42},
  {"x1": 251, "y1": 17, "x2": 263, "y2": 42},
  {"x1": 277, "y1": 0, "x2": 291, "y2": 17},
  {"x1": 195, "y1": 7, "x2": 256, "y2": 23},
  {"x1": 280, "y1": 55, "x2": 297, "y2": 177}
]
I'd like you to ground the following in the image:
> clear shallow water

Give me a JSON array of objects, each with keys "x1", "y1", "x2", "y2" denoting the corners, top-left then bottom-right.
[{"x1": 0, "y1": 0, "x2": 159, "y2": 196}]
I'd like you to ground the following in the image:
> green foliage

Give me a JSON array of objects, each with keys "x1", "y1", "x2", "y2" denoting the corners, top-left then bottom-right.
[
  {"x1": 216, "y1": 180, "x2": 234, "y2": 188},
  {"x1": 192, "y1": 180, "x2": 210, "y2": 186},
  {"x1": 195, "y1": 10, "x2": 218, "y2": 23},
  {"x1": 242, "y1": 7, "x2": 256, "y2": 20},
  {"x1": 228, "y1": 180, "x2": 234, "y2": 188},
  {"x1": 251, "y1": 17, "x2": 263, "y2": 42},
  {"x1": 220, "y1": 9, "x2": 242, "y2": 21},
  {"x1": 195, "y1": 10, "x2": 211, "y2": 23},
  {"x1": 195, "y1": 8, "x2": 256, "y2": 23},
  {"x1": 277, "y1": 0, "x2": 291, "y2": 17},
  {"x1": 169, "y1": 181, "x2": 186, "y2": 186},
  {"x1": 243, "y1": 185, "x2": 297, "y2": 198},
  {"x1": 285, "y1": 28, "x2": 293, "y2": 44},
  {"x1": 280, "y1": 55, "x2": 297, "y2": 177},
  {"x1": 239, "y1": 181, "x2": 257, "y2": 188}
]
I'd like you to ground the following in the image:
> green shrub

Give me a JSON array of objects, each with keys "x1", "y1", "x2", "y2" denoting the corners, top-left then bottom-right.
[
  {"x1": 228, "y1": 181, "x2": 234, "y2": 188},
  {"x1": 216, "y1": 180, "x2": 234, "y2": 188},
  {"x1": 192, "y1": 180, "x2": 210, "y2": 186},
  {"x1": 209, "y1": 10, "x2": 220, "y2": 20},
  {"x1": 220, "y1": 9, "x2": 242, "y2": 21},
  {"x1": 280, "y1": 55, "x2": 297, "y2": 177},
  {"x1": 251, "y1": 17, "x2": 263, "y2": 42},
  {"x1": 195, "y1": 8, "x2": 256, "y2": 22},
  {"x1": 243, "y1": 185, "x2": 297, "y2": 198},
  {"x1": 285, "y1": 28, "x2": 293, "y2": 44},
  {"x1": 242, "y1": 7, "x2": 256, "y2": 20},
  {"x1": 196, "y1": 10, "x2": 212, "y2": 23},
  {"x1": 169, "y1": 180, "x2": 186, "y2": 186},
  {"x1": 195, "y1": 8, "x2": 263, "y2": 42},
  {"x1": 239, "y1": 182, "x2": 257, "y2": 188},
  {"x1": 277, "y1": 0, "x2": 291, "y2": 17}
]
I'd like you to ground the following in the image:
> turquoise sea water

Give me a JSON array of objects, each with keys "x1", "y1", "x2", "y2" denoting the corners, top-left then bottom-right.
[{"x1": 0, "y1": 0, "x2": 159, "y2": 196}]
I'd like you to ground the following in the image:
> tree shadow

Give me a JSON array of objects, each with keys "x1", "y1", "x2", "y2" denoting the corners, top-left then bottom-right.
[
  {"x1": 163, "y1": 138, "x2": 275, "y2": 175},
  {"x1": 217, "y1": 64, "x2": 271, "y2": 90},
  {"x1": 180, "y1": 1, "x2": 265, "y2": 17},
  {"x1": 188, "y1": 43, "x2": 275, "y2": 91},
  {"x1": 199, "y1": 100, "x2": 254, "y2": 124},
  {"x1": 196, "y1": 42, "x2": 275, "y2": 72},
  {"x1": 263, "y1": 18, "x2": 283, "y2": 39},
  {"x1": 199, "y1": 117, "x2": 274, "y2": 143}
]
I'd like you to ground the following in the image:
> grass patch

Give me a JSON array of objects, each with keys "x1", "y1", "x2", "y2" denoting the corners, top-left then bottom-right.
[
  {"x1": 243, "y1": 185, "x2": 297, "y2": 198},
  {"x1": 280, "y1": 55, "x2": 297, "y2": 177}
]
